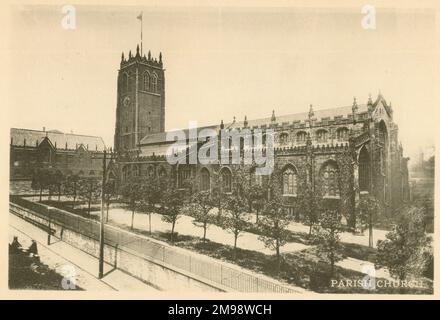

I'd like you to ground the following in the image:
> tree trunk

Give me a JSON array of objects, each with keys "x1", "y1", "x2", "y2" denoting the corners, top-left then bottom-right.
[
  {"x1": 39, "y1": 188, "x2": 42, "y2": 202},
  {"x1": 73, "y1": 183, "x2": 77, "y2": 209},
  {"x1": 399, "y1": 273, "x2": 407, "y2": 294},
  {"x1": 131, "y1": 208, "x2": 135, "y2": 230},
  {"x1": 330, "y1": 228, "x2": 335, "y2": 276},
  {"x1": 171, "y1": 220, "x2": 176, "y2": 244},
  {"x1": 148, "y1": 213, "x2": 152, "y2": 235},
  {"x1": 106, "y1": 202, "x2": 110, "y2": 223},
  {"x1": 88, "y1": 186, "x2": 92, "y2": 217},
  {"x1": 309, "y1": 223, "x2": 313, "y2": 236},
  {"x1": 276, "y1": 239, "x2": 281, "y2": 275},
  {"x1": 58, "y1": 186, "x2": 61, "y2": 202},
  {"x1": 203, "y1": 222, "x2": 207, "y2": 243},
  {"x1": 217, "y1": 196, "x2": 223, "y2": 223},
  {"x1": 359, "y1": 209, "x2": 365, "y2": 233},
  {"x1": 88, "y1": 200, "x2": 91, "y2": 217},
  {"x1": 217, "y1": 204, "x2": 222, "y2": 223},
  {"x1": 233, "y1": 232, "x2": 238, "y2": 260},
  {"x1": 330, "y1": 259, "x2": 334, "y2": 277},
  {"x1": 256, "y1": 209, "x2": 259, "y2": 224},
  {"x1": 368, "y1": 212, "x2": 373, "y2": 248}
]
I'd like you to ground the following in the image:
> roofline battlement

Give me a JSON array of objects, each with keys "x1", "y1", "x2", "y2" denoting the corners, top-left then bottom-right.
[{"x1": 120, "y1": 44, "x2": 163, "y2": 69}]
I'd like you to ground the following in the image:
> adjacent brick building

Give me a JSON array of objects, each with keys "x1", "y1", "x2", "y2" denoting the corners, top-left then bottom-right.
[{"x1": 10, "y1": 128, "x2": 107, "y2": 180}]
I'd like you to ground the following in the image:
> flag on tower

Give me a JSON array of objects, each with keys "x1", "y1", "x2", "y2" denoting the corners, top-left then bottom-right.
[{"x1": 137, "y1": 12, "x2": 143, "y2": 21}]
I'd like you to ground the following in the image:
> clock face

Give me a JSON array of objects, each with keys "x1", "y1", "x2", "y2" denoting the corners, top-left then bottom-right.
[{"x1": 123, "y1": 96, "x2": 130, "y2": 107}]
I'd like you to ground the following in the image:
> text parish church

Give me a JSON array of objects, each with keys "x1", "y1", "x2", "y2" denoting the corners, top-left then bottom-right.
[{"x1": 113, "y1": 43, "x2": 410, "y2": 225}]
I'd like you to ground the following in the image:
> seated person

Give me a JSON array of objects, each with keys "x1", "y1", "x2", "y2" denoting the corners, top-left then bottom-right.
[
  {"x1": 9, "y1": 236, "x2": 22, "y2": 254},
  {"x1": 28, "y1": 240, "x2": 39, "y2": 256}
]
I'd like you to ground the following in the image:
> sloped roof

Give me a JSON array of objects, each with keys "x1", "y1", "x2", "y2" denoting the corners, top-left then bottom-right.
[
  {"x1": 140, "y1": 125, "x2": 219, "y2": 145},
  {"x1": 140, "y1": 103, "x2": 369, "y2": 146},
  {"x1": 10, "y1": 128, "x2": 106, "y2": 151},
  {"x1": 230, "y1": 104, "x2": 368, "y2": 129}
]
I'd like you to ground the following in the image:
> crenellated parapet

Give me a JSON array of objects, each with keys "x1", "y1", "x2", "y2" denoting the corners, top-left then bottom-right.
[
  {"x1": 117, "y1": 151, "x2": 169, "y2": 163},
  {"x1": 120, "y1": 44, "x2": 163, "y2": 69}
]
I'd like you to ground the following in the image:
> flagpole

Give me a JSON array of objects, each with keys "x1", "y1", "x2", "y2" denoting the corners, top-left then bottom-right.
[{"x1": 140, "y1": 13, "x2": 143, "y2": 56}]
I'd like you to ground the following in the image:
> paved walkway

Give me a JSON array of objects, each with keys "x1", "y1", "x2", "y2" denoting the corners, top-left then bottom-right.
[
  {"x1": 286, "y1": 221, "x2": 389, "y2": 249},
  {"x1": 101, "y1": 205, "x2": 396, "y2": 280},
  {"x1": 13, "y1": 193, "x2": 395, "y2": 283},
  {"x1": 243, "y1": 212, "x2": 389, "y2": 248},
  {"x1": 9, "y1": 213, "x2": 158, "y2": 292},
  {"x1": 104, "y1": 207, "x2": 309, "y2": 255},
  {"x1": 104, "y1": 205, "x2": 389, "y2": 252},
  {"x1": 336, "y1": 257, "x2": 392, "y2": 281}
]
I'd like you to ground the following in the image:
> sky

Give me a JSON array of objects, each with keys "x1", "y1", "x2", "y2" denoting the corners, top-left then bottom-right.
[{"x1": 8, "y1": 3, "x2": 439, "y2": 160}]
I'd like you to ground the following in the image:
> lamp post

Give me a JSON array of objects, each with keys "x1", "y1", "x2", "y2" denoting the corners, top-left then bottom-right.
[
  {"x1": 47, "y1": 207, "x2": 52, "y2": 245},
  {"x1": 98, "y1": 150, "x2": 107, "y2": 279},
  {"x1": 91, "y1": 149, "x2": 114, "y2": 279}
]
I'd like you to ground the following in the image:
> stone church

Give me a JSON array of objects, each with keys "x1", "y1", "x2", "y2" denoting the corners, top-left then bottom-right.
[{"x1": 113, "y1": 45, "x2": 410, "y2": 225}]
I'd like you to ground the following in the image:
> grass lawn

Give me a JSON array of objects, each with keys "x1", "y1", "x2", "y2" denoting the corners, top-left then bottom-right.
[
  {"x1": 38, "y1": 199, "x2": 432, "y2": 294},
  {"x1": 121, "y1": 225, "x2": 433, "y2": 294}
]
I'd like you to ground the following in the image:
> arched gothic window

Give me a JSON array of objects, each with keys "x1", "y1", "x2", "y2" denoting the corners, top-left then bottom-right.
[
  {"x1": 133, "y1": 165, "x2": 139, "y2": 177},
  {"x1": 337, "y1": 127, "x2": 349, "y2": 141},
  {"x1": 178, "y1": 166, "x2": 191, "y2": 188},
  {"x1": 150, "y1": 73, "x2": 158, "y2": 93},
  {"x1": 316, "y1": 129, "x2": 328, "y2": 143},
  {"x1": 250, "y1": 167, "x2": 263, "y2": 186},
  {"x1": 122, "y1": 166, "x2": 129, "y2": 181},
  {"x1": 158, "y1": 167, "x2": 167, "y2": 178},
  {"x1": 378, "y1": 121, "x2": 388, "y2": 174},
  {"x1": 143, "y1": 72, "x2": 150, "y2": 91},
  {"x1": 200, "y1": 168, "x2": 210, "y2": 191},
  {"x1": 220, "y1": 167, "x2": 232, "y2": 193},
  {"x1": 122, "y1": 73, "x2": 129, "y2": 93},
  {"x1": 282, "y1": 165, "x2": 297, "y2": 195},
  {"x1": 279, "y1": 132, "x2": 289, "y2": 146},
  {"x1": 146, "y1": 166, "x2": 155, "y2": 178},
  {"x1": 358, "y1": 146, "x2": 370, "y2": 192},
  {"x1": 296, "y1": 131, "x2": 307, "y2": 144},
  {"x1": 321, "y1": 161, "x2": 339, "y2": 197}
]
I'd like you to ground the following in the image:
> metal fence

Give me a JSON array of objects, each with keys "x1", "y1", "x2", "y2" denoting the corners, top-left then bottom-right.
[{"x1": 9, "y1": 195, "x2": 301, "y2": 293}]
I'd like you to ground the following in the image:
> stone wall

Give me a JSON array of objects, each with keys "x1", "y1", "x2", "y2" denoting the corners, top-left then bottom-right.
[{"x1": 10, "y1": 201, "x2": 226, "y2": 292}]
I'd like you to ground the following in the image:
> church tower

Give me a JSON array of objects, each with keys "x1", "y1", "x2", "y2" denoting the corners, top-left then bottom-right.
[{"x1": 114, "y1": 45, "x2": 165, "y2": 153}]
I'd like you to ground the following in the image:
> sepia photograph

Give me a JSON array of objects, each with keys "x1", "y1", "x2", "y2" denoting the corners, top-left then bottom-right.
[{"x1": 2, "y1": 0, "x2": 438, "y2": 301}]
